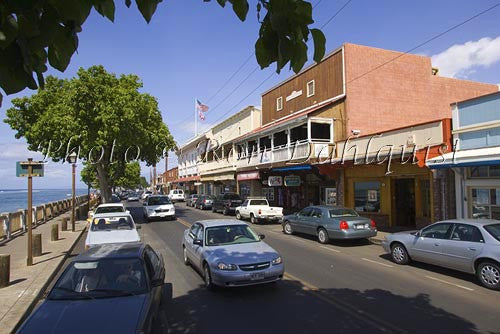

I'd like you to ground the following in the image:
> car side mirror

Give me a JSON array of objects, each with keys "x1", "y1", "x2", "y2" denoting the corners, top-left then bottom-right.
[
  {"x1": 413, "y1": 231, "x2": 421, "y2": 237},
  {"x1": 259, "y1": 234, "x2": 265, "y2": 240},
  {"x1": 151, "y1": 278, "x2": 163, "y2": 287},
  {"x1": 193, "y1": 239, "x2": 203, "y2": 246}
]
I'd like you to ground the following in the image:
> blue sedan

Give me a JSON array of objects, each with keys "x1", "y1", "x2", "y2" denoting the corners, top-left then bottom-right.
[
  {"x1": 17, "y1": 243, "x2": 165, "y2": 334},
  {"x1": 281, "y1": 206, "x2": 377, "y2": 243}
]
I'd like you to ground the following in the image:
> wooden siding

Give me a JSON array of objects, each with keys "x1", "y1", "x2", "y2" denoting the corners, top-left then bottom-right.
[
  {"x1": 262, "y1": 50, "x2": 344, "y2": 126},
  {"x1": 310, "y1": 100, "x2": 346, "y2": 142}
]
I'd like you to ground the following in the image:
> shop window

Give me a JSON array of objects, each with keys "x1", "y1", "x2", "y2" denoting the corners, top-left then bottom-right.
[
  {"x1": 247, "y1": 140, "x2": 257, "y2": 155},
  {"x1": 311, "y1": 122, "x2": 331, "y2": 142},
  {"x1": 273, "y1": 131, "x2": 287, "y2": 148},
  {"x1": 240, "y1": 183, "x2": 250, "y2": 199},
  {"x1": 259, "y1": 136, "x2": 271, "y2": 152},
  {"x1": 354, "y1": 181, "x2": 381, "y2": 213},
  {"x1": 471, "y1": 188, "x2": 500, "y2": 219},
  {"x1": 290, "y1": 124, "x2": 308, "y2": 143},
  {"x1": 469, "y1": 166, "x2": 500, "y2": 178},
  {"x1": 276, "y1": 96, "x2": 283, "y2": 111}
]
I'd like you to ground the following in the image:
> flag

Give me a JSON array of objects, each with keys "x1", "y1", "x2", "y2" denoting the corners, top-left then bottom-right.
[
  {"x1": 196, "y1": 99, "x2": 209, "y2": 113},
  {"x1": 198, "y1": 110, "x2": 206, "y2": 121}
]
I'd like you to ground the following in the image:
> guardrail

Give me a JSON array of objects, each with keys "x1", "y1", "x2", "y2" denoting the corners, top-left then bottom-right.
[{"x1": 0, "y1": 195, "x2": 98, "y2": 242}]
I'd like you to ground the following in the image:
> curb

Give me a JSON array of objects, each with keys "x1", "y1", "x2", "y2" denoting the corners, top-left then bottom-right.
[
  {"x1": 11, "y1": 223, "x2": 87, "y2": 334},
  {"x1": 369, "y1": 237, "x2": 384, "y2": 246}
]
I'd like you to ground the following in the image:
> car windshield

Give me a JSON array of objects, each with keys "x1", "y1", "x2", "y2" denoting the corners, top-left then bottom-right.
[
  {"x1": 94, "y1": 206, "x2": 124, "y2": 214},
  {"x1": 91, "y1": 216, "x2": 134, "y2": 231},
  {"x1": 129, "y1": 193, "x2": 138, "y2": 197},
  {"x1": 148, "y1": 197, "x2": 171, "y2": 205},
  {"x1": 48, "y1": 258, "x2": 147, "y2": 300},
  {"x1": 206, "y1": 225, "x2": 260, "y2": 246},
  {"x1": 484, "y1": 224, "x2": 500, "y2": 242},
  {"x1": 329, "y1": 208, "x2": 359, "y2": 218},
  {"x1": 226, "y1": 194, "x2": 240, "y2": 200}
]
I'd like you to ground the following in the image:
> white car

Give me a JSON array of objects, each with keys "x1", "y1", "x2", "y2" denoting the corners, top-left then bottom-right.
[
  {"x1": 85, "y1": 213, "x2": 141, "y2": 250},
  {"x1": 235, "y1": 198, "x2": 284, "y2": 224},
  {"x1": 143, "y1": 195, "x2": 176, "y2": 221},
  {"x1": 168, "y1": 189, "x2": 185, "y2": 202},
  {"x1": 141, "y1": 191, "x2": 152, "y2": 200},
  {"x1": 87, "y1": 203, "x2": 128, "y2": 223}
]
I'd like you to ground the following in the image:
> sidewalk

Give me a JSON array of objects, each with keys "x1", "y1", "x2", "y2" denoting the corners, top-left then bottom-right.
[
  {"x1": 0, "y1": 212, "x2": 87, "y2": 334},
  {"x1": 369, "y1": 231, "x2": 389, "y2": 245}
]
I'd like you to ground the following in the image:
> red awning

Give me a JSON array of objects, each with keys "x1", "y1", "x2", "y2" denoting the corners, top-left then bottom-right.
[
  {"x1": 237, "y1": 171, "x2": 260, "y2": 181},
  {"x1": 173, "y1": 175, "x2": 200, "y2": 183}
]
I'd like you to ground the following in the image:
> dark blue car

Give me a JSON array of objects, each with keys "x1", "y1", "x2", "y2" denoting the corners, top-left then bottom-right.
[{"x1": 18, "y1": 243, "x2": 165, "y2": 334}]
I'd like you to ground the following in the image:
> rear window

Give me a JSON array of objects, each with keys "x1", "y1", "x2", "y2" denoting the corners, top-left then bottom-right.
[
  {"x1": 95, "y1": 206, "x2": 124, "y2": 214},
  {"x1": 249, "y1": 199, "x2": 268, "y2": 206},
  {"x1": 484, "y1": 224, "x2": 500, "y2": 242},
  {"x1": 91, "y1": 216, "x2": 133, "y2": 231},
  {"x1": 329, "y1": 209, "x2": 359, "y2": 218},
  {"x1": 148, "y1": 197, "x2": 172, "y2": 205}
]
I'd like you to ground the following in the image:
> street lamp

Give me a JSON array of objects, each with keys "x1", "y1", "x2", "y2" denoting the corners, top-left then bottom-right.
[{"x1": 67, "y1": 152, "x2": 77, "y2": 232}]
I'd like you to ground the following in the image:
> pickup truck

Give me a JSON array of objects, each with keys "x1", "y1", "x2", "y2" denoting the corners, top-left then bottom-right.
[{"x1": 235, "y1": 198, "x2": 283, "y2": 224}]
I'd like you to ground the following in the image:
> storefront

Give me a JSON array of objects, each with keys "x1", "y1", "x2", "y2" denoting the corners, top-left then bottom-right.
[
  {"x1": 200, "y1": 173, "x2": 236, "y2": 196},
  {"x1": 237, "y1": 171, "x2": 262, "y2": 199}
]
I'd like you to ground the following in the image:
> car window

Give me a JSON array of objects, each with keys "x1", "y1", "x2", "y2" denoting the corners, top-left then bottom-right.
[
  {"x1": 195, "y1": 226, "x2": 204, "y2": 241},
  {"x1": 205, "y1": 225, "x2": 259, "y2": 246},
  {"x1": 147, "y1": 197, "x2": 171, "y2": 205},
  {"x1": 298, "y1": 208, "x2": 313, "y2": 217},
  {"x1": 94, "y1": 206, "x2": 124, "y2": 214},
  {"x1": 421, "y1": 223, "x2": 453, "y2": 239},
  {"x1": 178, "y1": 190, "x2": 184, "y2": 194},
  {"x1": 189, "y1": 224, "x2": 200, "y2": 239},
  {"x1": 145, "y1": 248, "x2": 161, "y2": 278},
  {"x1": 329, "y1": 208, "x2": 359, "y2": 218},
  {"x1": 450, "y1": 224, "x2": 484, "y2": 243},
  {"x1": 311, "y1": 208, "x2": 322, "y2": 218},
  {"x1": 250, "y1": 199, "x2": 268, "y2": 206},
  {"x1": 483, "y1": 224, "x2": 500, "y2": 242},
  {"x1": 242, "y1": 200, "x2": 249, "y2": 206},
  {"x1": 91, "y1": 216, "x2": 134, "y2": 231}
]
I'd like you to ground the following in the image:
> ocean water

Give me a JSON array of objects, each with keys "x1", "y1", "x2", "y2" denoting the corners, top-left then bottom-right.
[{"x1": 0, "y1": 189, "x2": 88, "y2": 214}]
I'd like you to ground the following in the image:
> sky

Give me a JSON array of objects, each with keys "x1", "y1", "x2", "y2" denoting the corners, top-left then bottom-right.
[{"x1": 1, "y1": 0, "x2": 499, "y2": 189}]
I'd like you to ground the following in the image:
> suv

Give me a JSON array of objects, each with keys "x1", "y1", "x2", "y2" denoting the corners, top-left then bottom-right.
[
  {"x1": 168, "y1": 189, "x2": 185, "y2": 202},
  {"x1": 212, "y1": 193, "x2": 243, "y2": 215}
]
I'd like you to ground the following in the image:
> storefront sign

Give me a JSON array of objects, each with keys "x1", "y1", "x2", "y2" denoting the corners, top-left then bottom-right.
[
  {"x1": 284, "y1": 175, "x2": 301, "y2": 187},
  {"x1": 237, "y1": 171, "x2": 260, "y2": 181},
  {"x1": 268, "y1": 176, "x2": 283, "y2": 187},
  {"x1": 367, "y1": 190, "x2": 378, "y2": 202}
]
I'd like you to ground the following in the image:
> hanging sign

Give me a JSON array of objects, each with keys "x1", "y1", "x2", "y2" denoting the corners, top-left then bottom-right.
[
  {"x1": 16, "y1": 161, "x2": 44, "y2": 177},
  {"x1": 268, "y1": 176, "x2": 283, "y2": 187},
  {"x1": 284, "y1": 175, "x2": 301, "y2": 187}
]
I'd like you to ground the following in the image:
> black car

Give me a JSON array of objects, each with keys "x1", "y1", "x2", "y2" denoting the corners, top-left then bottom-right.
[
  {"x1": 111, "y1": 194, "x2": 121, "y2": 203},
  {"x1": 194, "y1": 195, "x2": 215, "y2": 210},
  {"x1": 17, "y1": 243, "x2": 165, "y2": 334},
  {"x1": 212, "y1": 193, "x2": 243, "y2": 215}
]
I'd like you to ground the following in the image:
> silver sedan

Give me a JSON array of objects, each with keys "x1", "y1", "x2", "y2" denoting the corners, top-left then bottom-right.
[
  {"x1": 182, "y1": 219, "x2": 284, "y2": 289},
  {"x1": 382, "y1": 219, "x2": 500, "y2": 290}
]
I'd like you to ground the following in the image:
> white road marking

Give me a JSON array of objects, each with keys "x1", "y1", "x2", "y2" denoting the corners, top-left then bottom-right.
[
  {"x1": 362, "y1": 258, "x2": 394, "y2": 268},
  {"x1": 424, "y1": 275, "x2": 474, "y2": 291},
  {"x1": 319, "y1": 246, "x2": 341, "y2": 253}
]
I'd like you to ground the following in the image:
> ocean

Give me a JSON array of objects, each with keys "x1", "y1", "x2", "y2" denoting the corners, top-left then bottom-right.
[{"x1": 0, "y1": 189, "x2": 89, "y2": 214}]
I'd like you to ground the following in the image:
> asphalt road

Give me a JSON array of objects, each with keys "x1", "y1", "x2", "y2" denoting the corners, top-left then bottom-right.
[{"x1": 40, "y1": 201, "x2": 500, "y2": 334}]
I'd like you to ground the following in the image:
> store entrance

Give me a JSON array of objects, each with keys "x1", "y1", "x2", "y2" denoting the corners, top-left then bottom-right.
[{"x1": 394, "y1": 178, "x2": 416, "y2": 227}]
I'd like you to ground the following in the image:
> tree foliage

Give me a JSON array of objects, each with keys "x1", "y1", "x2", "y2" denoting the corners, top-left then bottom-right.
[
  {"x1": 114, "y1": 161, "x2": 141, "y2": 189},
  {"x1": 0, "y1": 0, "x2": 325, "y2": 103},
  {"x1": 5, "y1": 65, "x2": 174, "y2": 201}
]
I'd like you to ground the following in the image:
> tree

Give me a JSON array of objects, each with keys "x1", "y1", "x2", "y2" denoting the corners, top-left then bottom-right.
[
  {"x1": 139, "y1": 176, "x2": 149, "y2": 189},
  {"x1": 115, "y1": 161, "x2": 141, "y2": 190},
  {"x1": 5, "y1": 65, "x2": 175, "y2": 202},
  {"x1": 81, "y1": 162, "x2": 99, "y2": 189},
  {"x1": 0, "y1": 0, "x2": 325, "y2": 104}
]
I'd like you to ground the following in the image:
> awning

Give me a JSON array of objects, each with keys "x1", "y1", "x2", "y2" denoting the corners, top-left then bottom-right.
[
  {"x1": 173, "y1": 175, "x2": 200, "y2": 183},
  {"x1": 426, "y1": 147, "x2": 500, "y2": 169},
  {"x1": 237, "y1": 171, "x2": 260, "y2": 181},
  {"x1": 271, "y1": 165, "x2": 312, "y2": 172},
  {"x1": 200, "y1": 173, "x2": 235, "y2": 182}
]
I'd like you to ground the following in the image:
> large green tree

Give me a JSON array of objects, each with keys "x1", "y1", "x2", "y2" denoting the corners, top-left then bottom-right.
[
  {"x1": 5, "y1": 65, "x2": 174, "y2": 202},
  {"x1": 114, "y1": 161, "x2": 141, "y2": 190},
  {"x1": 0, "y1": 0, "x2": 325, "y2": 104}
]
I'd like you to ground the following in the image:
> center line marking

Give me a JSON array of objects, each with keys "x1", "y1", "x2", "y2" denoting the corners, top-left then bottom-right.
[
  {"x1": 176, "y1": 218, "x2": 192, "y2": 228},
  {"x1": 319, "y1": 246, "x2": 341, "y2": 253},
  {"x1": 424, "y1": 275, "x2": 474, "y2": 291},
  {"x1": 362, "y1": 258, "x2": 394, "y2": 268}
]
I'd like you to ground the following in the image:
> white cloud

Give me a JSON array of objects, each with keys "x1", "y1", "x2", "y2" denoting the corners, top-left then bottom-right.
[
  {"x1": 431, "y1": 36, "x2": 500, "y2": 78},
  {"x1": 0, "y1": 142, "x2": 44, "y2": 160}
]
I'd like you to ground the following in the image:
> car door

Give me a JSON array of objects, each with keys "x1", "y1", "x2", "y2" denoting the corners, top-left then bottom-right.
[
  {"x1": 144, "y1": 247, "x2": 164, "y2": 311},
  {"x1": 192, "y1": 224, "x2": 205, "y2": 268},
  {"x1": 439, "y1": 223, "x2": 485, "y2": 273},
  {"x1": 294, "y1": 207, "x2": 313, "y2": 233},
  {"x1": 185, "y1": 224, "x2": 200, "y2": 263},
  {"x1": 303, "y1": 208, "x2": 322, "y2": 235},
  {"x1": 410, "y1": 222, "x2": 454, "y2": 266},
  {"x1": 239, "y1": 200, "x2": 249, "y2": 218}
]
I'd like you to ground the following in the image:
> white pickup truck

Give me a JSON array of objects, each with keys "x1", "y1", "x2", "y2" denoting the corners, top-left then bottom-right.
[{"x1": 235, "y1": 198, "x2": 283, "y2": 224}]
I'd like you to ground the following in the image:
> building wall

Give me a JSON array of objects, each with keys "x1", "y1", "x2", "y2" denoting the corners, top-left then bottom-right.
[
  {"x1": 343, "y1": 43, "x2": 498, "y2": 136},
  {"x1": 261, "y1": 50, "x2": 344, "y2": 126}
]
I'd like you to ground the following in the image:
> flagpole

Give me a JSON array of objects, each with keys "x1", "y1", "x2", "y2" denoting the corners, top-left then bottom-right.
[{"x1": 194, "y1": 98, "x2": 198, "y2": 137}]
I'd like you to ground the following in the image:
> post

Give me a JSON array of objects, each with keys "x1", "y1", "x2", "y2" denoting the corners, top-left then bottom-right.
[
  {"x1": 87, "y1": 183, "x2": 90, "y2": 211},
  {"x1": 32, "y1": 233, "x2": 42, "y2": 257},
  {"x1": 27, "y1": 159, "x2": 33, "y2": 266},
  {"x1": 61, "y1": 217, "x2": 68, "y2": 231},
  {"x1": 71, "y1": 163, "x2": 76, "y2": 232},
  {"x1": 51, "y1": 224, "x2": 59, "y2": 241},
  {"x1": 0, "y1": 254, "x2": 9, "y2": 288}
]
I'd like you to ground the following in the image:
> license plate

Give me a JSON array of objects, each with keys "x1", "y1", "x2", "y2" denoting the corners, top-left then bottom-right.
[
  {"x1": 250, "y1": 273, "x2": 265, "y2": 281},
  {"x1": 354, "y1": 224, "x2": 368, "y2": 230}
]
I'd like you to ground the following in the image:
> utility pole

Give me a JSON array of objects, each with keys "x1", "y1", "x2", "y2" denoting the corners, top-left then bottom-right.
[{"x1": 26, "y1": 159, "x2": 33, "y2": 266}]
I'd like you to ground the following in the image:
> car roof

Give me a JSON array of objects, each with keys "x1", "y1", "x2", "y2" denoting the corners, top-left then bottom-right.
[
  {"x1": 97, "y1": 203, "x2": 125, "y2": 208},
  {"x1": 438, "y1": 219, "x2": 500, "y2": 226},
  {"x1": 196, "y1": 219, "x2": 248, "y2": 228},
  {"x1": 93, "y1": 212, "x2": 133, "y2": 219},
  {"x1": 148, "y1": 195, "x2": 169, "y2": 198},
  {"x1": 75, "y1": 242, "x2": 146, "y2": 261}
]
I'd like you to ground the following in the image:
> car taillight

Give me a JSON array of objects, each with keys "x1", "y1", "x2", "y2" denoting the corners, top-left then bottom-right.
[
  {"x1": 204, "y1": 199, "x2": 207, "y2": 203},
  {"x1": 340, "y1": 221, "x2": 349, "y2": 230},
  {"x1": 370, "y1": 219, "x2": 376, "y2": 228}
]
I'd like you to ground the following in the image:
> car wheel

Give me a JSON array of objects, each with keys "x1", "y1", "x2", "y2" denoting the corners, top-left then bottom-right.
[
  {"x1": 182, "y1": 246, "x2": 190, "y2": 266},
  {"x1": 171, "y1": 216, "x2": 176, "y2": 221},
  {"x1": 250, "y1": 213, "x2": 257, "y2": 224},
  {"x1": 283, "y1": 221, "x2": 293, "y2": 235},
  {"x1": 203, "y1": 263, "x2": 215, "y2": 291},
  {"x1": 236, "y1": 211, "x2": 242, "y2": 220},
  {"x1": 223, "y1": 208, "x2": 228, "y2": 215},
  {"x1": 477, "y1": 261, "x2": 500, "y2": 290},
  {"x1": 391, "y1": 243, "x2": 410, "y2": 265},
  {"x1": 317, "y1": 228, "x2": 329, "y2": 244}
]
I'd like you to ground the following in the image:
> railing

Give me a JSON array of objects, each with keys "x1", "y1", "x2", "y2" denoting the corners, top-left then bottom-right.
[{"x1": 0, "y1": 195, "x2": 91, "y2": 242}]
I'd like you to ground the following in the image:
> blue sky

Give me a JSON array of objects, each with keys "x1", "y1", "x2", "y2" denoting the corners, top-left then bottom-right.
[{"x1": 1, "y1": 0, "x2": 499, "y2": 189}]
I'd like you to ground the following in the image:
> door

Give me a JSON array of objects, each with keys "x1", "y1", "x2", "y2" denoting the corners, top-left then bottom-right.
[
  {"x1": 394, "y1": 178, "x2": 416, "y2": 227},
  {"x1": 239, "y1": 200, "x2": 250, "y2": 218},
  {"x1": 410, "y1": 222, "x2": 454, "y2": 266},
  {"x1": 192, "y1": 226, "x2": 205, "y2": 268},
  {"x1": 185, "y1": 224, "x2": 200, "y2": 263},
  {"x1": 303, "y1": 208, "x2": 322, "y2": 235},
  {"x1": 440, "y1": 223, "x2": 485, "y2": 273},
  {"x1": 294, "y1": 207, "x2": 313, "y2": 233}
]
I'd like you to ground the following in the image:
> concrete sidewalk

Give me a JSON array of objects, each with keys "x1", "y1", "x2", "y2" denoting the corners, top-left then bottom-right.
[
  {"x1": 0, "y1": 213, "x2": 87, "y2": 334},
  {"x1": 369, "y1": 231, "x2": 389, "y2": 245}
]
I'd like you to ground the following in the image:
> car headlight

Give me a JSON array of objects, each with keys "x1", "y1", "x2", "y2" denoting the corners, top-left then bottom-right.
[
  {"x1": 272, "y1": 256, "x2": 282, "y2": 265},
  {"x1": 217, "y1": 262, "x2": 238, "y2": 271}
]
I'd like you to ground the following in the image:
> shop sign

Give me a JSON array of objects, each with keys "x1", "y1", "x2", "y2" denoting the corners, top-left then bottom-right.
[
  {"x1": 237, "y1": 171, "x2": 260, "y2": 181},
  {"x1": 367, "y1": 190, "x2": 378, "y2": 202},
  {"x1": 284, "y1": 175, "x2": 301, "y2": 187},
  {"x1": 268, "y1": 176, "x2": 283, "y2": 187}
]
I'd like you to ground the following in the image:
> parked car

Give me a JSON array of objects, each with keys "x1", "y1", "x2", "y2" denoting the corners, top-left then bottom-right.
[
  {"x1": 212, "y1": 193, "x2": 243, "y2": 215},
  {"x1": 111, "y1": 194, "x2": 121, "y2": 203},
  {"x1": 168, "y1": 189, "x2": 185, "y2": 202},
  {"x1": 141, "y1": 191, "x2": 152, "y2": 200},
  {"x1": 382, "y1": 219, "x2": 500, "y2": 290},
  {"x1": 87, "y1": 203, "x2": 128, "y2": 223},
  {"x1": 235, "y1": 198, "x2": 283, "y2": 224},
  {"x1": 194, "y1": 195, "x2": 215, "y2": 210},
  {"x1": 182, "y1": 219, "x2": 284, "y2": 289},
  {"x1": 17, "y1": 243, "x2": 165, "y2": 334},
  {"x1": 127, "y1": 192, "x2": 140, "y2": 201},
  {"x1": 118, "y1": 192, "x2": 130, "y2": 200},
  {"x1": 186, "y1": 194, "x2": 199, "y2": 207},
  {"x1": 143, "y1": 195, "x2": 175, "y2": 221},
  {"x1": 85, "y1": 213, "x2": 141, "y2": 250},
  {"x1": 282, "y1": 206, "x2": 377, "y2": 243}
]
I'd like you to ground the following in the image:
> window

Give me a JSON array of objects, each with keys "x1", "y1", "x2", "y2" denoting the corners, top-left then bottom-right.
[
  {"x1": 484, "y1": 224, "x2": 500, "y2": 241},
  {"x1": 471, "y1": 188, "x2": 500, "y2": 219},
  {"x1": 311, "y1": 208, "x2": 322, "y2": 218},
  {"x1": 249, "y1": 199, "x2": 268, "y2": 206},
  {"x1": 450, "y1": 224, "x2": 484, "y2": 243},
  {"x1": 276, "y1": 96, "x2": 283, "y2": 111},
  {"x1": 307, "y1": 80, "x2": 315, "y2": 97},
  {"x1": 195, "y1": 226, "x2": 204, "y2": 242},
  {"x1": 310, "y1": 122, "x2": 331, "y2": 142},
  {"x1": 354, "y1": 181, "x2": 381, "y2": 213},
  {"x1": 329, "y1": 208, "x2": 358, "y2": 218},
  {"x1": 421, "y1": 223, "x2": 453, "y2": 239},
  {"x1": 469, "y1": 166, "x2": 500, "y2": 178},
  {"x1": 298, "y1": 207, "x2": 313, "y2": 217},
  {"x1": 273, "y1": 131, "x2": 287, "y2": 147},
  {"x1": 189, "y1": 224, "x2": 200, "y2": 239}
]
